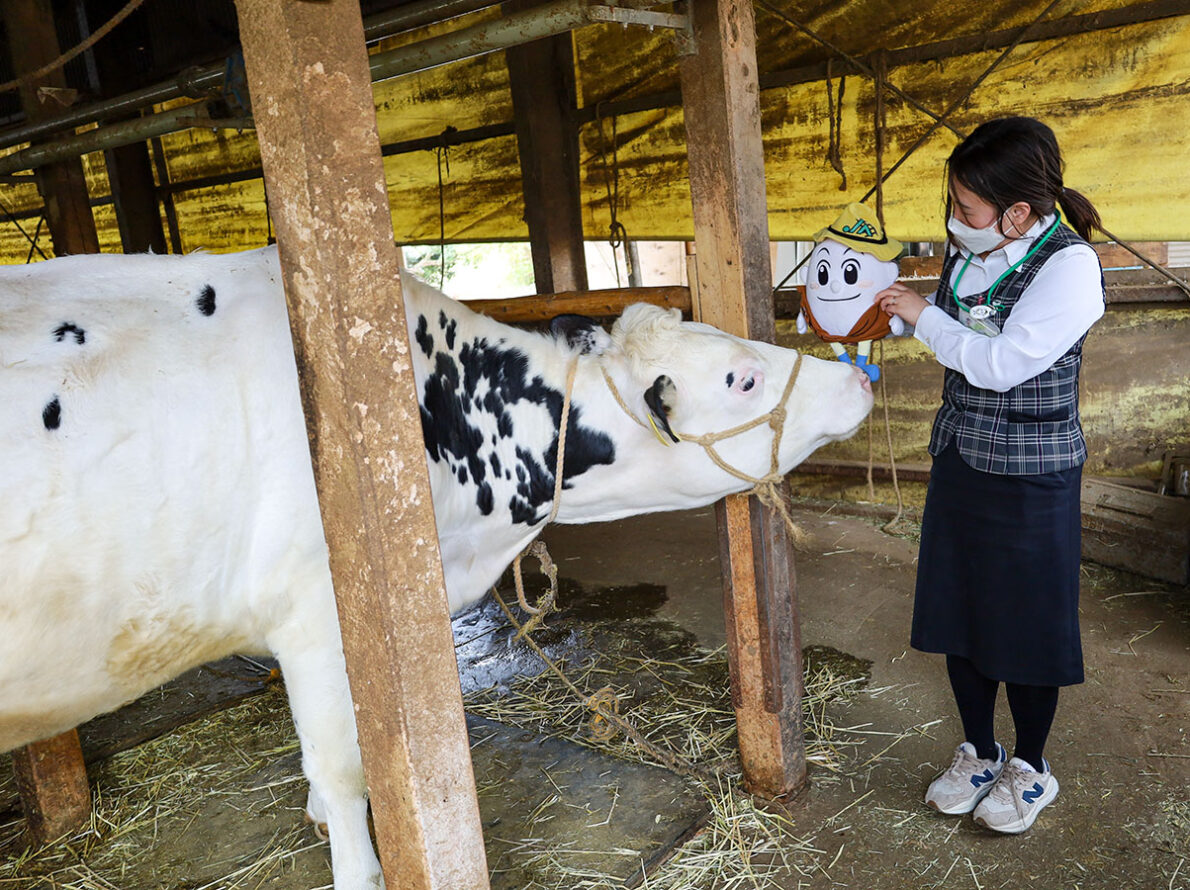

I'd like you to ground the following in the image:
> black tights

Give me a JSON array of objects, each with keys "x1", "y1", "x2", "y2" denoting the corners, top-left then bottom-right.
[{"x1": 946, "y1": 655, "x2": 1059, "y2": 770}]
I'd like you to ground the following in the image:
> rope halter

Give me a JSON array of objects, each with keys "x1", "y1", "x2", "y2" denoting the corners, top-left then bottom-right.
[{"x1": 598, "y1": 353, "x2": 805, "y2": 535}]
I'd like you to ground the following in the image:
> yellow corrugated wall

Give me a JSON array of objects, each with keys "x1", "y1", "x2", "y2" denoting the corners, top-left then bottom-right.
[{"x1": 0, "y1": 5, "x2": 1188, "y2": 260}]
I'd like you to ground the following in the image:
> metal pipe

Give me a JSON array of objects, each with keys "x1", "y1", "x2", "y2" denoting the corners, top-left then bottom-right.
[
  {"x1": 0, "y1": 67, "x2": 224, "y2": 152},
  {"x1": 362, "y1": 0, "x2": 502, "y2": 42},
  {"x1": 0, "y1": 103, "x2": 243, "y2": 178},
  {"x1": 0, "y1": 0, "x2": 679, "y2": 175},
  {"x1": 366, "y1": 0, "x2": 595, "y2": 82},
  {"x1": 0, "y1": 0, "x2": 500, "y2": 152},
  {"x1": 366, "y1": 0, "x2": 683, "y2": 82}
]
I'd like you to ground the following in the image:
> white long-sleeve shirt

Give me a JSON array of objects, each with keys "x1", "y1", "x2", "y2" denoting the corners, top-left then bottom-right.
[{"x1": 912, "y1": 214, "x2": 1105, "y2": 393}]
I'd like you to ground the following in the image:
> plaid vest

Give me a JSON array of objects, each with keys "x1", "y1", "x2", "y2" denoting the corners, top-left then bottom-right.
[{"x1": 928, "y1": 223, "x2": 1103, "y2": 475}]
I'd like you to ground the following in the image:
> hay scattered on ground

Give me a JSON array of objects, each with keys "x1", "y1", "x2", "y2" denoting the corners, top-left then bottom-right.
[
  {"x1": 464, "y1": 637, "x2": 876, "y2": 889},
  {"x1": 0, "y1": 685, "x2": 304, "y2": 889},
  {"x1": 1, "y1": 623, "x2": 884, "y2": 890}
]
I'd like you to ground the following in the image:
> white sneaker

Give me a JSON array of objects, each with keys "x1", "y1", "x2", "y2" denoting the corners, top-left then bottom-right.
[
  {"x1": 924, "y1": 742, "x2": 1007, "y2": 815},
  {"x1": 973, "y1": 756, "x2": 1059, "y2": 834}
]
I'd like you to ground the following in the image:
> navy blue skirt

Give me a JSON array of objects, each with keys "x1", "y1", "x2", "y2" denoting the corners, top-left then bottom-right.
[{"x1": 912, "y1": 442, "x2": 1085, "y2": 686}]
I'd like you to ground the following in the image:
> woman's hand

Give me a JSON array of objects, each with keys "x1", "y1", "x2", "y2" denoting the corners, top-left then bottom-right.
[{"x1": 876, "y1": 282, "x2": 929, "y2": 326}]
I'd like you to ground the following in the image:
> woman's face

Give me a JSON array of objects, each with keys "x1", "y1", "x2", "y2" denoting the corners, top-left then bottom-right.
[
  {"x1": 949, "y1": 178, "x2": 1001, "y2": 229},
  {"x1": 948, "y1": 178, "x2": 1038, "y2": 248}
]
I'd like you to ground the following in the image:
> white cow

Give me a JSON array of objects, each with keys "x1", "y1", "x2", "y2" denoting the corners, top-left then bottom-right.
[{"x1": 0, "y1": 246, "x2": 872, "y2": 888}]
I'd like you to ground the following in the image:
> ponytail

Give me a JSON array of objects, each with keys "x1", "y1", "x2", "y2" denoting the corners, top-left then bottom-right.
[
  {"x1": 949, "y1": 117, "x2": 1105, "y2": 244},
  {"x1": 1058, "y1": 186, "x2": 1102, "y2": 242}
]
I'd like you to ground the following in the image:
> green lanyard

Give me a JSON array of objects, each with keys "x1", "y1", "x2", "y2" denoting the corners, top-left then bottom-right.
[{"x1": 951, "y1": 211, "x2": 1062, "y2": 315}]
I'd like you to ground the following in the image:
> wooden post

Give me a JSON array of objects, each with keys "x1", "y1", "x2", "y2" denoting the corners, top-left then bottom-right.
[
  {"x1": 88, "y1": 0, "x2": 168, "y2": 254},
  {"x1": 506, "y1": 25, "x2": 588, "y2": 294},
  {"x1": 678, "y1": 0, "x2": 807, "y2": 797},
  {"x1": 2, "y1": 0, "x2": 100, "y2": 256},
  {"x1": 3, "y1": 0, "x2": 97, "y2": 845},
  {"x1": 10, "y1": 732, "x2": 91, "y2": 844},
  {"x1": 233, "y1": 2, "x2": 489, "y2": 888}
]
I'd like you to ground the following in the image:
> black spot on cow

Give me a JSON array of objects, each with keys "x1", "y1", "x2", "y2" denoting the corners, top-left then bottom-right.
[
  {"x1": 438, "y1": 310, "x2": 448, "y2": 329},
  {"x1": 415, "y1": 315, "x2": 433, "y2": 359},
  {"x1": 42, "y1": 397, "x2": 61, "y2": 430},
  {"x1": 197, "y1": 285, "x2": 216, "y2": 316},
  {"x1": 419, "y1": 335, "x2": 615, "y2": 524},
  {"x1": 726, "y1": 371, "x2": 735, "y2": 387},
  {"x1": 457, "y1": 465, "x2": 468, "y2": 484},
  {"x1": 445, "y1": 319, "x2": 457, "y2": 350},
  {"x1": 476, "y1": 482, "x2": 493, "y2": 515},
  {"x1": 489, "y1": 452, "x2": 502, "y2": 477},
  {"x1": 53, "y1": 322, "x2": 85, "y2": 345}
]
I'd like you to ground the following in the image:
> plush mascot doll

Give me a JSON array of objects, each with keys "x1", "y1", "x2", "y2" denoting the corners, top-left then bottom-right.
[{"x1": 797, "y1": 202, "x2": 904, "y2": 381}]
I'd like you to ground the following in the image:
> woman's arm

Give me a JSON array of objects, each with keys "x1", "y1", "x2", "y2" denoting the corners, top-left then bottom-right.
[{"x1": 877, "y1": 246, "x2": 1104, "y2": 392}]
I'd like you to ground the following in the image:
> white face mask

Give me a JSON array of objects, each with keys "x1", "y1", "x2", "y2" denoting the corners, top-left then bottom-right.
[{"x1": 947, "y1": 212, "x2": 1014, "y2": 255}]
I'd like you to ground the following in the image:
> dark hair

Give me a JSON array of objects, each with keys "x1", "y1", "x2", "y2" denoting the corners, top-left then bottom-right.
[{"x1": 945, "y1": 116, "x2": 1102, "y2": 242}]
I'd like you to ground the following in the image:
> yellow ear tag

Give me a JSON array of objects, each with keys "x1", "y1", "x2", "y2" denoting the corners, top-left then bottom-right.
[{"x1": 647, "y1": 414, "x2": 674, "y2": 447}]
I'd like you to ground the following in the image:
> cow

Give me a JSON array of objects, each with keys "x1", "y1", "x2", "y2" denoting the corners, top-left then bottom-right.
[{"x1": 0, "y1": 246, "x2": 873, "y2": 889}]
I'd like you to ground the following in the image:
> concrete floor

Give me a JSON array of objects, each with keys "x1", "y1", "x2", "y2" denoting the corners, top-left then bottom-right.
[
  {"x1": 544, "y1": 503, "x2": 1190, "y2": 889},
  {"x1": 2, "y1": 503, "x2": 1186, "y2": 889}
]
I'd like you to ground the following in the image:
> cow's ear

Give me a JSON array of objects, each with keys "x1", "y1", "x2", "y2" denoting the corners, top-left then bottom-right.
[
  {"x1": 550, "y1": 314, "x2": 610, "y2": 355},
  {"x1": 643, "y1": 375, "x2": 680, "y2": 443}
]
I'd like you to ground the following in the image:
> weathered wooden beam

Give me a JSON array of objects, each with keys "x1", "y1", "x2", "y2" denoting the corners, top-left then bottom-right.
[
  {"x1": 3, "y1": 0, "x2": 99, "y2": 256},
  {"x1": 11, "y1": 731, "x2": 91, "y2": 844},
  {"x1": 3, "y1": 0, "x2": 97, "y2": 844},
  {"x1": 506, "y1": 23, "x2": 588, "y2": 293},
  {"x1": 678, "y1": 0, "x2": 807, "y2": 798},
  {"x1": 465, "y1": 284, "x2": 689, "y2": 323},
  {"x1": 87, "y1": 0, "x2": 167, "y2": 255},
  {"x1": 234, "y1": 1, "x2": 489, "y2": 888}
]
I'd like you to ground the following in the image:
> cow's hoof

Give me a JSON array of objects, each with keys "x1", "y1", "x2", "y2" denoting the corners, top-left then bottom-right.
[{"x1": 303, "y1": 811, "x2": 330, "y2": 841}]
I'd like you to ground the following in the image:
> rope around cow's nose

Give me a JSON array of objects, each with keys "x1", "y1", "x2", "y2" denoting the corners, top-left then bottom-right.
[{"x1": 599, "y1": 353, "x2": 806, "y2": 547}]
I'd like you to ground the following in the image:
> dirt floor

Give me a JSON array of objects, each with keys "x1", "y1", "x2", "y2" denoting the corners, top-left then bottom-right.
[{"x1": 1, "y1": 499, "x2": 1187, "y2": 889}]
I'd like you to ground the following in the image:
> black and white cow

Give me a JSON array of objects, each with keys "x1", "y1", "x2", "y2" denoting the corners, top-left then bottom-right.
[{"x1": 0, "y1": 246, "x2": 873, "y2": 888}]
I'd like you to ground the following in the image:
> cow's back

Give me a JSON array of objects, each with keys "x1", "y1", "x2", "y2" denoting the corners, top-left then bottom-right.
[{"x1": 0, "y1": 249, "x2": 329, "y2": 751}]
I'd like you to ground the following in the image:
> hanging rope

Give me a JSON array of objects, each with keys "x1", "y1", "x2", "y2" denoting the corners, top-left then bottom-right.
[
  {"x1": 0, "y1": 0, "x2": 149, "y2": 95},
  {"x1": 825, "y1": 60, "x2": 846, "y2": 191},
  {"x1": 595, "y1": 106, "x2": 631, "y2": 286},
  {"x1": 858, "y1": 0, "x2": 1065, "y2": 208},
  {"x1": 753, "y1": 0, "x2": 964, "y2": 138},
  {"x1": 435, "y1": 137, "x2": 452, "y2": 290},
  {"x1": 872, "y1": 53, "x2": 887, "y2": 227},
  {"x1": 870, "y1": 51, "x2": 907, "y2": 531}
]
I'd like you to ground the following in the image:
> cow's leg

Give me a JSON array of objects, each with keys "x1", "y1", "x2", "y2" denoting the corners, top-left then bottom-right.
[{"x1": 271, "y1": 628, "x2": 382, "y2": 890}]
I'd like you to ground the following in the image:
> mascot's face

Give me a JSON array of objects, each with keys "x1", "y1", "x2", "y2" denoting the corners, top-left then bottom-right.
[{"x1": 802, "y1": 239, "x2": 899, "y2": 336}]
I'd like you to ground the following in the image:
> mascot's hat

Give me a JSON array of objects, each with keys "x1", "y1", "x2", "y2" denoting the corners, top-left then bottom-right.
[{"x1": 813, "y1": 202, "x2": 903, "y2": 262}]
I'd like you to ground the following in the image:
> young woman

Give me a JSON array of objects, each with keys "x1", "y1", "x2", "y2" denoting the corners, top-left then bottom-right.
[{"x1": 876, "y1": 116, "x2": 1105, "y2": 833}]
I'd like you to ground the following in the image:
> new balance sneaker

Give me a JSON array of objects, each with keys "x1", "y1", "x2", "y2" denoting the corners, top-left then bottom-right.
[
  {"x1": 924, "y1": 742, "x2": 1007, "y2": 815},
  {"x1": 972, "y1": 756, "x2": 1059, "y2": 834}
]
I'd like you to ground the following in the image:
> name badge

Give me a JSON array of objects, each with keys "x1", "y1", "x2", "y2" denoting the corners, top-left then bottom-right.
[{"x1": 961, "y1": 310, "x2": 1000, "y2": 337}]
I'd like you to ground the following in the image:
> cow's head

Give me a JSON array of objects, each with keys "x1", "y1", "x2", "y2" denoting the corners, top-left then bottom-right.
[{"x1": 553, "y1": 304, "x2": 873, "y2": 518}]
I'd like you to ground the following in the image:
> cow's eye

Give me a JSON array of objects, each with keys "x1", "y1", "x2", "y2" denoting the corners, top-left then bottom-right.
[
  {"x1": 741, "y1": 375, "x2": 755, "y2": 392},
  {"x1": 842, "y1": 259, "x2": 860, "y2": 285},
  {"x1": 816, "y1": 261, "x2": 830, "y2": 287}
]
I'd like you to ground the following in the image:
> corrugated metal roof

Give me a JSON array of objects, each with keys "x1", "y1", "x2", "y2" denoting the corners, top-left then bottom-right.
[{"x1": 1, "y1": 0, "x2": 1188, "y2": 259}]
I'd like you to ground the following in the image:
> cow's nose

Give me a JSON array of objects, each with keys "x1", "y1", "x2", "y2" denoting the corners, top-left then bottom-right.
[{"x1": 853, "y1": 367, "x2": 872, "y2": 392}]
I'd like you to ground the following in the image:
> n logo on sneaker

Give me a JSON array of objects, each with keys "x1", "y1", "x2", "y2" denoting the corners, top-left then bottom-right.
[
  {"x1": 970, "y1": 769, "x2": 995, "y2": 788},
  {"x1": 1022, "y1": 782, "x2": 1045, "y2": 804}
]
